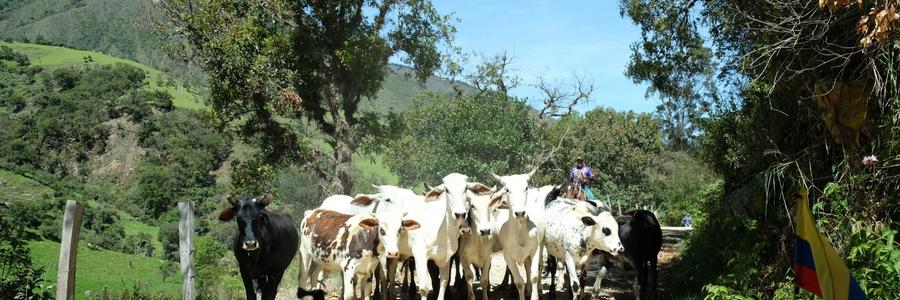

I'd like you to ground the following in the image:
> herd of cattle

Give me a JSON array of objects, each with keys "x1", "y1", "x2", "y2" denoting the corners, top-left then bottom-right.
[{"x1": 217, "y1": 170, "x2": 663, "y2": 300}]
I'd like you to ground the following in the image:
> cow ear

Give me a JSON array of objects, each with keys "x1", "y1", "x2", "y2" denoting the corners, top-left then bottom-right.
[
  {"x1": 467, "y1": 183, "x2": 493, "y2": 196},
  {"x1": 489, "y1": 192, "x2": 506, "y2": 209},
  {"x1": 580, "y1": 216, "x2": 597, "y2": 226},
  {"x1": 424, "y1": 186, "x2": 445, "y2": 202},
  {"x1": 256, "y1": 193, "x2": 272, "y2": 207},
  {"x1": 226, "y1": 195, "x2": 238, "y2": 206},
  {"x1": 358, "y1": 217, "x2": 379, "y2": 229},
  {"x1": 401, "y1": 219, "x2": 421, "y2": 230},
  {"x1": 218, "y1": 208, "x2": 235, "y2": 221},
  {"x1": 351, "y1": 194, "x2": 377, "y2": 206}
]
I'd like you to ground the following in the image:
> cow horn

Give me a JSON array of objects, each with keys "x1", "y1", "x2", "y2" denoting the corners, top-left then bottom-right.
[
  {"x1": 491, "y1": 173, "x2": 503, "y2": 182},
  {"x1": 527, "y1": 167, "x2": 538, "y2": 178}
]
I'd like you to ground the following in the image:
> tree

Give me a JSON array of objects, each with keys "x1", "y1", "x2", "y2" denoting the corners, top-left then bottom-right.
[
  {"x1": 544, "y1": 108, "x2": 663, "y2": 208},
  {"x1": 385, "y1": 89, "x2": 538, "y2": 186},
  {"x1": 619, "y1": 0, "x2": 717, "y2": 150},
  {"x1": 158, "y1": 0, "x2": 456, "y2": 194}
]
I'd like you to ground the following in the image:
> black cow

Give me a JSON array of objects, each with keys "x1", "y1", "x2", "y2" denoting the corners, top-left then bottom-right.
[
  {"x1": 616, "y1": 209, "x2": 662, "y2": 300},
  {"x1": 218, "y1": 193, "x2": 299, "y2": 300}
]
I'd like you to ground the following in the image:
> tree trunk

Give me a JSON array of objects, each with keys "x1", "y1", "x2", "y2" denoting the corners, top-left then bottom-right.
[{"x1": 324, "y1": 84, "x2": 355, "y2": 195}]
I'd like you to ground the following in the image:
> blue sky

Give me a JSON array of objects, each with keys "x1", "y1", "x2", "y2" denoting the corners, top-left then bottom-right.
[{"x1": 430, "y1": 0, "x2": 657, "y2": 113}]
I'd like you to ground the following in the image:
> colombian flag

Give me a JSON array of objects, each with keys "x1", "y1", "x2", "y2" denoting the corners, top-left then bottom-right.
[{"x1": 795, "y1": 187, "x2": 867, "y2": 300}]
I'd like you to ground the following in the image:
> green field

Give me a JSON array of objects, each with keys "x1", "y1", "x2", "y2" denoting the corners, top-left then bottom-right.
[
  {"x1": 0, "y1": 169, "x2": 54, "y2": 203},
  {"x1": 0, "y1": 41, "x2": 205, "y2": 110},
  {"x1": 29, "y1": 240, "x2": 180, "y2": 299}
]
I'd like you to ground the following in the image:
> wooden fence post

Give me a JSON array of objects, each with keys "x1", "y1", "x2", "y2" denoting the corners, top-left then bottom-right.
[
  {"x1": 178, "y1": 201, "x2": 195, "y2": 300},
  {"x1": 56, "y1": 200, "x2": 84, "y2": 300}
]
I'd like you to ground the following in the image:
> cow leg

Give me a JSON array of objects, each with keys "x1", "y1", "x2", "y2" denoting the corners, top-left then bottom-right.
[
  {"x1": 591, "y1": 265, "x2": 608, "y2": 300},
  {"x1": 479, "y1": 260, "x2": 491, "y2": 300},
  {"x1": 406, "y1": 258, "x2": 418, "y2": 298},
  {"x1": 633, "y1": 270, "x2": 641, "y2": 300},
  {"x1": 546, "y1": 255, "x2": 557, "y2": 292},
  {"x1": 499, "y1": 269, "x2": 512, "y2": 291},
  {"x1": 459, "y1": 255, "x2": 476, "y2": 300},
  {"x1": 381, "y1": 257, "x2": 397, "y2": 300},
  {"x1": 436, "y1": 263, "x2": 451, "y2": 300},
  {"x1": 240, "y1": 273, "x2": 257, "y2": 300},
  {"x1": 413, "y1": 253, "x2": 433, "y2": 298},
  {"x1": 297, "y1": 250, "x2": 312, "y2": 292},
  {"x1": 648, "y1": 258, "x2": 658, "y2": 300},
  {"x1": 341, "y1": 270, "x2": 356, "y2": 300},
  {"x1": 562, "y1": 252, "x2": 581, "y2": 300},
  {"x1": 261, "y1": 269, "x2": 286, "y2": 300},
  {"x1": 528, "y1": 249, "x2": 543, "y2": 300},
  {"x1": 503, "y1": 255, "x2": 526, "y2": 300}
]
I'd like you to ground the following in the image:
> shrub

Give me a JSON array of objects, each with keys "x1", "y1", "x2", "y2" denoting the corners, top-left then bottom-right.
[
  {"x1": 89, "y1": 283, "x2": 175, "y2": 300},
  {"x1": 0, "y1": 204, "x2": 52, "y2": 300}
]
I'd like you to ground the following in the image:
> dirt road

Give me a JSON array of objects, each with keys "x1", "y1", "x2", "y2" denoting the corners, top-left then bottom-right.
[{"x1": 286, "y1": 227, "x2": 690, "y2": 300}]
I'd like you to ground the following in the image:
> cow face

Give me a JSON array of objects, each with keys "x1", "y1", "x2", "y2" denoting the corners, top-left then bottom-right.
[
  {"x1": 491, "y1": 168, "x2": 537, "y2": 221},
  {"x1": 218, "y1": 193, "x2": 273, "y2": 251},
  {"x1": 580, "y1": 211, "x2": 624, "y2": 255},
  {"x1": 358, "y1": 211, "x2": 421, "y2": 258},
  {"x1": 467, "y1": 191, "x2": 505, "y2": 237},
  {"x1": 425, "y1": 173, "x2": 494, "y2": 225}
]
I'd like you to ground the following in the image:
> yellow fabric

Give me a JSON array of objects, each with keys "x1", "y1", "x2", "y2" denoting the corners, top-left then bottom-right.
[{"x1": 796, "y1": 188, "x2": 852, "y2": 300}]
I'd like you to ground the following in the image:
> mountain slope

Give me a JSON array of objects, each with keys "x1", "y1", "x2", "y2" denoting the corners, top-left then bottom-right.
[
  {"x1": 0, "y1": 41, "x2": 205, "y2": 109},
  {"x1": 0, "y1": 0, "x2": 468, "y2": 114}
]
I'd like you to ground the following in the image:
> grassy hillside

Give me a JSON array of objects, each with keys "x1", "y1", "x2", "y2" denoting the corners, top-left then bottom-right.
[
  {"x1": 29, "y1": 240, "x2": 180, "y2": 299},
  {"x1": 0, "y1": 0, "x2": 466, "y2": 114},
  {"x1": 0, "y1": 41, "x2": 205, "y2": 109},
  {"x1": 0, "y1": 0, "x2": 204, "y2": 84},
  {"x1": 0, "y1": 169, "x2": 54, "y2": 203}
]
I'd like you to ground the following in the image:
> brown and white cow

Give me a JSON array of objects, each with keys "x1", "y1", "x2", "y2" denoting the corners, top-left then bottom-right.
[{"x1": 297, "y1": 209, "x2": 420, "y2": 300}]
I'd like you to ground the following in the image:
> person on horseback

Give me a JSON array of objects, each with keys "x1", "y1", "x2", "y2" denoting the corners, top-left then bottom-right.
[{"x1": 569, "y1": 157, "x2": 597, "y2": 200}]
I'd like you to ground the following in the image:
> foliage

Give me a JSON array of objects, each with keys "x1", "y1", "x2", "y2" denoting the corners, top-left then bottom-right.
[
  {"x1": 385, "y1": 90, "x2": 538, "y2": 185},
  {"x1": 90, "y1": 283, "x2": 176, "y2": 300},
  {"x1": 619, "y1": 0, "x2": 716, "y2": 150},
  {"x1": 122, "y1": 233, "x2": 155, "y2": 257},
  {"x1": 0, "y1": 205, "x2": 52, "y2": 300},
  {"x1": 194, "y1": 235, "x2": 242, "y2": 300},
  {"x1": 0, "y1": 60, "x2": 151, "y2": 177},
  {"x1": 158, "y1": 0, "x2": 456, "y2": 194},
  {"x1": 134, "y1": 110, "x2": 231, "y2": 220},
  {"x1": 647, "y1": 152, "x2": 718, "y2": 225},
  {"x1": 541, "y1": 108, "x2": 664, "y2": 208},
  {"x1": 157, "y1": 210, "x2": 180, "y2": 262}
]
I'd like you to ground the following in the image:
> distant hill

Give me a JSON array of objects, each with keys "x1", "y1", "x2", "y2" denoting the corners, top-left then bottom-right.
[
  {"x1": 0, "y1": 41, "x2": 205, "y2": 109},
  {"x1": 0, "y1": 0, "x2": 468, "y2": 114}
]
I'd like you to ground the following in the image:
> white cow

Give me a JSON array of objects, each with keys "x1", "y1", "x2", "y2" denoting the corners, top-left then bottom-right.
[
  {"x1": 543, "y1": 198, "x2": 624, "y2": 299},
  {"x1": 297, "y1": 209, "x2": 421, "y2": 300},
  {"x1": 458, "y1": 190, "x2": 505, "y2": 300},
  {"x1": 375, "y1": 173, "x2": 492, "y2": 299},
  {"x1": 492, "y1": 169, "x2": 552, "y2": 300}
]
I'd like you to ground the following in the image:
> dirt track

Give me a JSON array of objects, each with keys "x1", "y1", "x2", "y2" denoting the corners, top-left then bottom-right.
[{"x1": 286, "y1": 227, "x2": 690, "y2": 300}]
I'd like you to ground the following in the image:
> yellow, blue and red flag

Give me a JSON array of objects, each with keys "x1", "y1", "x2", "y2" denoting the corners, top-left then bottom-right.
[{"x1": 795, "y1": 187, "x2": 867, "y2": 300}]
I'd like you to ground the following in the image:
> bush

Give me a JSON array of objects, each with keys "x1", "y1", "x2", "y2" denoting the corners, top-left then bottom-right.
[
  {"x1": 89, "y1": 283, "x2": 175, "y2": 300},
  {"x1": 122, "y1": 233, "x2": 154, "y2": 257},
  {"x1": 0, "y1": 204, "x2": 52, "y2": 300},
  {"x1": 157, "y1": 210, "x2": 180, "y2": 261}
]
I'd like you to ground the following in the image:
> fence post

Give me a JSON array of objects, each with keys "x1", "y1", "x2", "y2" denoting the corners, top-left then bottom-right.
[
  {"x1": 56, "y1": 200, "x2": 84, "y2": 300},
  {"x1": 178, "y1": 201, "x2": 195, "y2": 300}
]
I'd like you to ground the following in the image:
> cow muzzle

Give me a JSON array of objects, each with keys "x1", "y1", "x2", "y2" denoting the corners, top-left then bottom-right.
[
  {"x1": 479, "y1": 229, "x2": 491, "y2": 236},
  {"x1": 514, "y1": 211, "x2": 526, "y2": 218},
  {"x1": 242, "y1": 240, "x2": 259, "y2": 251},
  {"x1": 386, "y1": 251, "x2": 399, "y2": 258},
  {"x1": 454, "y1": 212, "x2": 466, "y2": 220}
]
